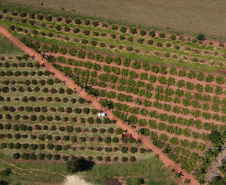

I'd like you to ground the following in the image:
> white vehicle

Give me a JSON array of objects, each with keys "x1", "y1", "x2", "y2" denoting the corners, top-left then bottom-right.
[{"x1": 98, "y1": 113, "x2": 106, "y2": 118}]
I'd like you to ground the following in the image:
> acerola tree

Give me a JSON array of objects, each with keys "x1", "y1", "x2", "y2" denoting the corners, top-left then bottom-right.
[
  {"x1": 208, "y1": 130, "x2": 221, "y2": 145},
  {"x1": 197, "y1": 33, "x2": 205, "y2": 41},
  {"x1": 66, "y1": 159, "x2": 80, "y2": 173}
]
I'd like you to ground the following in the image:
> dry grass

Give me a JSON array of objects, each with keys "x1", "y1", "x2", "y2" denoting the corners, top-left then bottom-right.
[{"x1": 5, "y1": 0, "x2": 226, "y2": 38}]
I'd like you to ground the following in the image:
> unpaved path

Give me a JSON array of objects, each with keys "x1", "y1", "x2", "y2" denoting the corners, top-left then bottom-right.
[
  {"x1": 0, "y1": 26, "x2": 200, "y2": 185},
  {"x1": 0, "y1": 158, "x2": 66, "y2": 177}
]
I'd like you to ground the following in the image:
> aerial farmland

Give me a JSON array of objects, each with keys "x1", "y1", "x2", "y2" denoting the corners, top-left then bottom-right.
[{"x1": 0, "y1": 0, "x2": 225, "y2": 185}]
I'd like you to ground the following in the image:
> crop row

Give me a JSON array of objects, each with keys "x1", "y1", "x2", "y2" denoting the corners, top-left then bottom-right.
[
  {"x1": 148, "y1": 130, "x2": 202, "y2": 173},
  {"x1": 150, "y1": 128, "x2": 217, "y2": 176},
  {"x1": 0, "y1": 111, "x2": 106, "y2": 124},
  {"x1": 0, "y1": 120, "x2": 117, "y2": 133},
  {"x1": 61, "y1": 65, "x2": 225, "y2": 109},
  {"x1": 96, "y1": 88, "x2": 225, "y2": 120},
  {"x1": 0, "y1": 86, "x2": 75, "y2": 94},
  {"x1": 14, "y1": 26, "x2": 226, "y2": 67},
  {"x1": 56, "y1": 69, "x2": 226, "y2": 123},
  {"x1": 0, "y1": 60, "x2": 41, "y2": 68},
  {"x1": 2, "y1": 9, "x2": 225, "y2": 50},
  {"x1": 1, "y1": 105, "x2": 93, "y2": 114},
  {"x1": 0, "y1": 78, "x2": 63, "y2": 85},
  {"x1": 53, "y1": 62, "x2": 225, "y2": 103},
  {"x1": 0, "y1": 94, "x2": 81, "y2": 104},
  {"x1": 71, "y1": 65, "x2": 225, "y2": 96},
  {"x1": 150, "y1": 132, "x2": 206, "y2": 151},
  {"x1": 43, "y1": 45, "x2": 226, "y2": 85},
  {"x1": 100, "y1": 98, "x2": 225, "y2": 131},
  {"x1": 4, "y1": 13, "x2": 226, "y2": 69},
  {"x1": 54, "y1": 68, "x2": 226, "y2": 124},
  {"x1": 0, "y1": 140, "x2": 140, "y2": 154},
  {"x1": 20, "y1": 40, "x2": 226, "y2": 86},
  {"x1": 0, "y1": 123, "x2": 138, "y2": 145},
  {"x1": 66, "y1": 64, "x2": 224, "y2": 97},
  {"x1": 0, "y1": 69, "x2": 52, "y2": 77},
  {"x1": 10, "y1": 152, "x2": 137, "y2": 163},
  {"x1": 9, "y1": 24, "x2": 225, "y2": 67}
]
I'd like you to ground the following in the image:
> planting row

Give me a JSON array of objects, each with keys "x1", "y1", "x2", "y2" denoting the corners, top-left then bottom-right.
[
  {"x1": 4, "y1": 13, "x2": 226, "y2": 69},
  {"x1": 54, "y1": 69, "x2": 226, "y2": 124},
  {"x1": 0, "y1": 86, "x2": 75, "y2": 95},
  {"x1": 54, "y1": 62, "x2": 225, "y2": 104},
  {"x1": 70, "y1": 65, "x2": 225, "y2": 97},
  {"x1": 149, "y1": 131, "x2": 202, "y2": 173},
  {"x1": 0, "y1": 112, "x2": 108, "y2": 124},
  {"x1": 0, "y1": 70, "x2": 53, "y2": 77},
  {"x1": 101, "y1": 98, "x2": 225, "y2": 131},
  {"x1": 9, "y1": 23, "x2": 225, "y2": 66},
  {"x1": 96, "y1": 89, "x2": 225, "y2": 120},
  {"x1": 1, "y1": 141, "x2": 141, "y2": 154},
  {"x1": 39, "y1": 45, "x2": 226, "y2": 85},
  {"x1": 2, "y1": 9, "x2": 225, "y2": 49},
  {"x1": 108, "y1": 101, "x2": 225, "y2": 131},
  {"x1": 57, "y1": 69, "x2": 226, "y2": 123},
  {"x1": 150, "y1": 132, "x2": 206, "y2": 151},
  {"x1": 15, "y1": 39, "x2": 225, "y2": 87},
  {"x1": 0, "y1": 60, "x2": 41, "y2": 69},
  {"x1": 11, "y1": 152, "x2": 137, "y2": 163},
  {"x1": 0, "y1": 122, "x2": 119, "y2": 133},
  {"x1": 1, "y1": 105, "x2": 94, "y2": 114},
  {"x1": 0, "y1": 78, "x2": 64, "y2": 86}
]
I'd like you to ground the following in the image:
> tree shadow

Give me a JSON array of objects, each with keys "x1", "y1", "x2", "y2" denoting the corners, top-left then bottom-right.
[{"x1": 77, "y1": 157, "x2": 95, "y2": 172}]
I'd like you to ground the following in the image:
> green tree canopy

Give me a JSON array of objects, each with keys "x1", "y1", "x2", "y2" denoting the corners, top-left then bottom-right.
[{"x1": 208, "y1": 130, "x2": 221, "y2": 145}]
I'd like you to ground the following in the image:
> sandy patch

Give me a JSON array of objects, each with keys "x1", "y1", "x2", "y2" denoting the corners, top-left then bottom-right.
[{"x1": 63, "y1": 175, "x2": 94, "y2": 185}]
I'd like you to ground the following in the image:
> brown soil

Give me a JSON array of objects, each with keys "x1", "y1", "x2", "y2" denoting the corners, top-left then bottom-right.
[
  {"x1": 0, "y1": 26, "x2": 201, "y2": 185},
  {"x1": 219, "y1": 69, "x2": 226, "y2": 75}
]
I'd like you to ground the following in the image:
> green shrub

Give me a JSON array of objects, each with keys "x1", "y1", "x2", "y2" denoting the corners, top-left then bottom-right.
[
  {"x1": 120, "y1": 26, "x2": 127, "y2": 33},
  {"x1": 137, "y1": 38, "x2": 144, "y2": 44},
  {"x1": 170, "y1": 35, "x2": 176, "y2": 40},
  {"x1": 130, "y1": 28, "x2": 137, "y2": 34},
  {"x1": 111, "y1": 25, "x2": 118, "y2": 30},
  {"x1": 159, "y1": 33, "x2": 165, "y2": 38},
  {"x1": 93, "y1": 21, "x2": 99, "y2": 27},
  {"x1": 149, "y1": 30, "x2": 155, "y2": 37},
  {"x1": 83, "y1": 30, "x2": 90, "y2": 36},
  {"x1": 174, "y1": 45, "x2": 180, "y2": 50},
  {"x1": 156, "y1": 42, "x2": 162, "y2": 47},
  {"x1": 73, "y1": 28, "x2": 80, "y2": 33},
  {"x1": 57, "y1": 17, "x2": 62, "y2": 22},
  {"x1": 46, "y1": 15, "x2": 52, "y2": 21},
  {"x1": 74, "y1": 18, "x2": 81, "y2": 24},
  {"x1": 197, "y1": 33, "x2": 205, "y2": 41},
  {"x1": 147, "y1": 40, "x2": 153, "y2": 45},
  {"x1": 84, "y1": 20, "x2": 90, "y2": 25},
  {"x1": 140, "y1": 30, "x2": 146, "y2": 36}
]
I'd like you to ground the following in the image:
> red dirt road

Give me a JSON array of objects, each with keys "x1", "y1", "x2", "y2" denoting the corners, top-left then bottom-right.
[{"x1": 0, "y1": 26, "x2": 200, "y2": 185}]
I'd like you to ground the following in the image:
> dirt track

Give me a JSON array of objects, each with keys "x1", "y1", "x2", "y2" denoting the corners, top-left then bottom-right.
[{"x1": 0, "y1": 26, "x2": 200, "y2": 185}]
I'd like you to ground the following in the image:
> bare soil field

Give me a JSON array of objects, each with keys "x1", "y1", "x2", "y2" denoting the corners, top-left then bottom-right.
[
  {"x1": 63, "y1": 175, "x2": 93, "y2": 185},
  {"x1": 4, "y1": 0, "x2": 226, "y2": 39}
]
